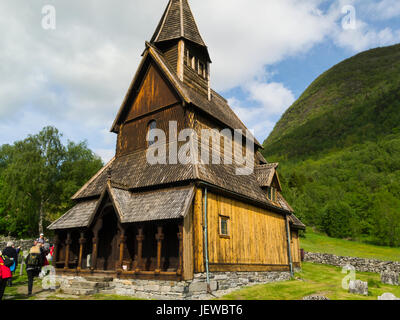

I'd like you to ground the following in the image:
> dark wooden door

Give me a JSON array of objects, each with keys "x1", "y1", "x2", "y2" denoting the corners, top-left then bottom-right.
[{"x1": 97, "y1": 209, "x2": 119, "y2": 271}]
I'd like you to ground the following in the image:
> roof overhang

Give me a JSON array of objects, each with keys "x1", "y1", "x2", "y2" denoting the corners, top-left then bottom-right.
[{"x1": 48, "y1": 185, "x2": 195, "y2": 231}]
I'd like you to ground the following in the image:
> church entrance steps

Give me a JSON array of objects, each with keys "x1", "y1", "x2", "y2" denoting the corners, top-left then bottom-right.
[
  {"x1": 61, "y1": 288, "x2": 97, "y2": 296},
  {"x1": 83, "y1": 276, "x2": 114, "y2": 283},
  {"x1": 60, "y1": 277, "x2": 116, "y2": 295}
]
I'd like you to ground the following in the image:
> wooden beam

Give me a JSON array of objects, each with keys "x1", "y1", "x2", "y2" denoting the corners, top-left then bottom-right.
[
  {"x1": 135, "y1": 226, "x2": 145, "y2": 273},
  {"x1": 155, "y1": 226, "x2": 164, "y2": 274},
  {"x1": 77, "y1": 231, "x2": 86, "y2": 271},
  {"x1": 118, "y1": 227, "x2": 127, "y2": 271},
  {"x1": 64, "y1": 232, "x2": 72, "y2": 270},
  {"x1": 209, "y1": 263, "x2": 290, "y2": 272},
  {"x1": 53, "y1": 233, "x2": 59, "y2": 268},
  {"x1": 177, "y1": 224, "x2": 183, "y2": 276},
  {"x1": 193, "y1": 188, "x2": 204, "y2": 273}
]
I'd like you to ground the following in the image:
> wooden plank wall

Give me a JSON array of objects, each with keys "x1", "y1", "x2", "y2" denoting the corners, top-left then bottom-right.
[
  {"x1": 117, "y1": 105, "x2": 186, "y2": 157},
  {"x1": 291, "y1": 230, "x2": 301, "y2": 265},
  {"x1": 183, "y1": 203, "x2": 194, "y2": 280},
  {"x1": 126, "y1": 62, "x2": 179, "y2": 122},
  {"x1": 193, "y1": 188, "x2": 204, "y2": 273},
  {"x1": 193, "y1": 190, "x2": 290, "y2": 272}
]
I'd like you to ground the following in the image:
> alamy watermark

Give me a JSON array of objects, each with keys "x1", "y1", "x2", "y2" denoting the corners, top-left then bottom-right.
[
  {"x1": 341, "y1": 264, "x2": 356, "y2": 289},
  {"x1": 42, "y1": 5, "x2": 56, "y2": 30},
  {"x1": 342, "y1": 5, "x2": 356, "y2": 30}
]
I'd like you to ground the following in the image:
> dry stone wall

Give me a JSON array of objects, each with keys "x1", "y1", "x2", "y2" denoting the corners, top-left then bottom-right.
[
  {"x1": 304, "y1": 252, "x2": 400, "y2": 273},
  {"x1": 0, "y1": 237, "x2": 36, "y2": 253}
]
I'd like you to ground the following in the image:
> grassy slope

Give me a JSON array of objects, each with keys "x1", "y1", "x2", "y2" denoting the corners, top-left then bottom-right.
[
  {"x1": 265, "y1": 43, "x2": 400, "y2": 155},
  {"x1": 221, "y1": 262, "x2": 400, "y2": 300},
  {"x1": 262, "y1": 44, "x2": 400, "y2": 245},
  {"x1": 302, "y1": 230, "x2": 400, "y2": 262}
]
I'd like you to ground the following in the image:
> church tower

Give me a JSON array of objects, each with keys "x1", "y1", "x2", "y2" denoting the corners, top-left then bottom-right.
[{"x1": 150, "y1": 0, "x2": 212, "y2": 99}]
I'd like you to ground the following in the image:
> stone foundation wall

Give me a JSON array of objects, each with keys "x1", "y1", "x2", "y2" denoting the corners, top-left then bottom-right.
[
  {"x1": 56, "y1": 271, "x2": 291, "y2": 300},
  {"x1": 0, "y1": 237, "x2": 35, "y2": 253},
  {"x1": 304, "y1": 252, "x2": 400, "y2": 273}
]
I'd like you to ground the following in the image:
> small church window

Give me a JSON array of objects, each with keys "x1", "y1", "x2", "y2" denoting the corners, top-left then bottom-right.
[
  {"x1": 185, "y1": 49, "x2": 189, "y2": 66},
  {"x1": 219, "y1": 215, "x2": 230, "y2": 237},
  {"x1": 147, "y1": 120, "x2": 157, "y2": 146},
  {"x1": 267, "y1": 187, "x2": 277, "y2": 202}
]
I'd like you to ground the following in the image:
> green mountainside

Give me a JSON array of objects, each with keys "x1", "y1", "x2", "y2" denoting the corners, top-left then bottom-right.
[{"x1": 262, "y1": 44, "x2": 400, "y2": 246}]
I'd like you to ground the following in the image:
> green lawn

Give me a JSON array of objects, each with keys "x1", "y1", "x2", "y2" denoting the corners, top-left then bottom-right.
[
  {"x1": 301, "y1": 230, "x2": 400, "y2": 262},
  {"x1": 220, "y1": 262, "x2": 400, "y2": 300}
]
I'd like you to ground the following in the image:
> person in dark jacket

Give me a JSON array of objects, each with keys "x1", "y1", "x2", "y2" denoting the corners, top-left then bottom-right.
[
  {"x1": 2, "y1": 242, "x2": 18, "y2": 287},
  {"x1": 0, "y1": 255, "x2": 12, "y2": 300},
  {"x1": 25, "y1": 243, "x2": 45, "y2": 296}
]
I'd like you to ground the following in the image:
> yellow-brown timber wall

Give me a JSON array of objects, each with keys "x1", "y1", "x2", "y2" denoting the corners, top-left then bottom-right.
[{"x1": 191, "y1": 188, "x2": 295, "y2": 274}]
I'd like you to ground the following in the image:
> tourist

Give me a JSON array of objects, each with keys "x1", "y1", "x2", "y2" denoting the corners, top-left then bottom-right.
[
  {"x1": 0, "y1": 254, "x2": 12, "y2": 300},
  {"x1": 2, "y1": 242, "x2": 18, "y2": 287},
  {"x1": 25, "y1": 243, "x2": 45, "y2": 296},
  {"x1": 36, "y1": 233, "x2": 45, "y2": 245}
]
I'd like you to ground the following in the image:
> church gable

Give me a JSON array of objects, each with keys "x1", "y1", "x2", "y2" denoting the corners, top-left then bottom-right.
[{"x1": 125, "y1": 62, "x2": 180, "y2": 123}]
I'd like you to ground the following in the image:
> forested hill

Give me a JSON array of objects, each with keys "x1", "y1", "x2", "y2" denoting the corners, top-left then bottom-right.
[{"x1": 262, "y1": 44, "x2": 400, "y2": 247}]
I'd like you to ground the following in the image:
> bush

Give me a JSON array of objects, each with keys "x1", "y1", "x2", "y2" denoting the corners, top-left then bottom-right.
[{"x1": 321, "y1": 201, "x2": 357, "y2": 239}]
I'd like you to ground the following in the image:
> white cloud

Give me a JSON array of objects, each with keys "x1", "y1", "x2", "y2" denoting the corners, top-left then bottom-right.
[
  {"x1": 0, "y1": 0, "x2": 399, "y2": 161},
  {"x1": 364, "y1": 0, "x2": 400, "y2": 20},
  {"x1": 334, "y1": 24, "x2": 400, "y2": 51},
  {"x1": 94, "y1": 149, "x2": 115, "y2": 163},
  {"x1": 230, "y1": 81, "x2": 295, "y2": 142},
  {"x1": 326, "y1": 0, "x2": 400, "y2": 51},
  {"x1": 193, "y1": 0, "x2": 333, "y2": 91}
]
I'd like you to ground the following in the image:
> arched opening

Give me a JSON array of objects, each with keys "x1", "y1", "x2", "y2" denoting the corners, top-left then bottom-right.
[{"x1": 96, "y1": 206, "x2": 120, "y2": 271}]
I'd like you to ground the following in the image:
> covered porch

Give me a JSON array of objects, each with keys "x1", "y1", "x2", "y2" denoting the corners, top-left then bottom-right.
[
  {"x1": 49, "y1": 184, "x2": 195, "y2": 281},
  {"x1": 53, "y1": 220, "x2": 184, "y2": 280}
]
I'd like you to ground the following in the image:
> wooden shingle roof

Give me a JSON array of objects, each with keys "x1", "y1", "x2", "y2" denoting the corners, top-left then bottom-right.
[
  {"x1": 48, "y1": 200, "x2": 98, "y2": 230},
  {"x1": 288, "y1": 214, "x2": 306, "y2": 230},
  {"x1": 254, "y1": 163, "x2": 279, "y2": 188},
  {"x1": 151, "y1": 0, "x2": 207, "y2": 48},
  {"x1": 70, "y1": 143, "x2": 293, "y2": 215},
  {"x1": 49, "y1": 185, "x2": 195, "y2": 230}
]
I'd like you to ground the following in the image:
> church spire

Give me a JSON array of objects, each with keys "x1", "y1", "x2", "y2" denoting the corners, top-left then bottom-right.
[
  {"x1": 150, "y1": 0, "x2": 209, "y2": 59},
  {"x1": 150, "y1": 0, "x2": 211, "y2": 99}
]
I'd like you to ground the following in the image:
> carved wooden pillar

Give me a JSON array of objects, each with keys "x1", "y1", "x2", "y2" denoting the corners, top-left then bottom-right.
[
  {"x1": 155, "y1": 226, "x2": 164, "y2": 274},
  {"x1": 53, "y1": 233, "x2": 59, "y2": 267},
  {"x1": 135, "y1": 226, "x2": 144, "y2": 273},
  {"x1": 177, "y1": 224, "x2": 184, "y2": 276},
  {"x1": 64, "y1": 232, "x2": 72, "y2": 270},
  {"x1": 91, "y1": 236, "x2": 98, "y2": 271},
  {"x1": 77, "y1": 231, "x2": 86, "y2": 271},
  {"x1": 91, "y1": 218, "x2": 102, "y2": 271},
  {"x1": 118, "y1": 226, "x2": 126, "y2": 270}
]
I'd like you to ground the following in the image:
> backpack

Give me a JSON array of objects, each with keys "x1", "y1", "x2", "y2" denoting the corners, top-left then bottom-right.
[
  {"x1": 1, "y1": 255, "x2": 14, "y2": 268},
  {"x1": 26, "y1": 253, "x2": 42, "y2": 267}
]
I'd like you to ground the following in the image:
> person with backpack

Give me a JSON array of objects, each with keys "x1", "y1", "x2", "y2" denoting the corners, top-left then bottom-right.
[
  {"x1": 25, "y1": 243, "x2": 44, "y2": 296},
  {"x1": 0, "y1": 254, "x2": 13, "y2": 300},
  {"x1": 2, "y1": 242, "x2": 18, "y2": 287}
]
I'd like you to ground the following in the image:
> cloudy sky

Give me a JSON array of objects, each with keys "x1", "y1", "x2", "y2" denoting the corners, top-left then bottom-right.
[{"x1": 1, "y1": 0, "x2": 400, "y2": 163}]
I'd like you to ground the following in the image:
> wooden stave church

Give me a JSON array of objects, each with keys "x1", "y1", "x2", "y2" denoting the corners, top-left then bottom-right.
[{"x1": 48, "y1": 0, "x2": 305, "y2": 282}]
